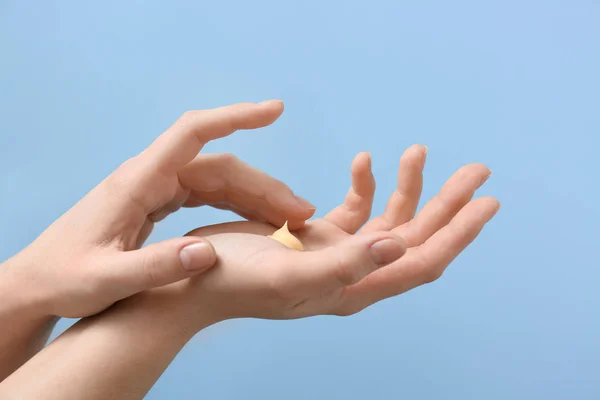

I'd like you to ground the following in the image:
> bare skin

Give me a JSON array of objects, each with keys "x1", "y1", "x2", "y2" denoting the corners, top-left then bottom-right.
[
  {"x1": 0, "y1": 101, "x2": 316, "y2": 379},
  {"x1": 0, "y1": 141, "x2": 499, "y2": 400},
  {"x1": 179, "y1": 149, "x2": 497, "y2": 321}
]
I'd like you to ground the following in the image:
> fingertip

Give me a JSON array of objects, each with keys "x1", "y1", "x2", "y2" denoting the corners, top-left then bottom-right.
[
  {"x1": 470, "y1": 163, "x2": 492, "y2": 176},
  {"x1": 293, "y1": 194, "x2": 316, "y2": 211},
  {"x1": 483, "y1": 168, "x2": 492, "y2": 183},
  {"x1": 286, "y1": 218, "x2": 309, "y2": 231},
  {"x1": 259, "y1": 99, "x2": 283, "y2": 105},
  {"x1": 278, "y1": 195, "x2": 316, "y2": 225},
  {"x1": 401, "y1": 144, "x2": 427, "y2": 164},
  {"x1": 351, "y1": 153, "x2": 376, "y2": 189},
  {"x1": 259, "y1": 99, "x2": 284, "y2": 112},
  {"x1": 486, "y1": 197, "x2": 501, "y2": 216},
  {"x1": 351, "y1": 152, "x2": 371, "y2": 171},
  {"x1": 469, "y1": 196, "x2": 501, "y2": 222},
  {"x1": 366, "y1": 152, "x2": 372, "y2": 170}
]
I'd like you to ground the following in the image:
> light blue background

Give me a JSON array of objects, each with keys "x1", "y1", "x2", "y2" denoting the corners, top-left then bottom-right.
[{"x1": 1, "y1": 1, "x2": 598, "y2": 399}]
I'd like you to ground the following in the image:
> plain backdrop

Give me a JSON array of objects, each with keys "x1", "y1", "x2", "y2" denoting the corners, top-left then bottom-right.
[{"x1": 1, "y1": 1, "x2": 598, "y2": 399}]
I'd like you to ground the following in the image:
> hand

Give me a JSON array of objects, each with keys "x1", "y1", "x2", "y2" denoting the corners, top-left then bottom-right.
[
  {"x1": 1, "y1": 101, "x2": 315, "y2": 318},
  {"x1": 159, "y1": 146, "x2": 499, "y2": 329}
]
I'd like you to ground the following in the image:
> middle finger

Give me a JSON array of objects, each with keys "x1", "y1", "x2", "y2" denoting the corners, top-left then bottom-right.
[{"x1": 393, "y1": 163, "x2": 491, "y2": 246}]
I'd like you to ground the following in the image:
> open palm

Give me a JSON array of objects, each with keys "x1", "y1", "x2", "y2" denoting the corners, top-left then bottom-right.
[{"x1": 186, "y1": 145, "x2": 499, "y2": 320}]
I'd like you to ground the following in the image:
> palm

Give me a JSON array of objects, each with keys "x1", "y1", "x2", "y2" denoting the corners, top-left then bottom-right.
[
  {"x1": 188, "y1": 147, "x2": 499, "y2": 317},
  {"x1": 185, "y1": 219, "x2": 348, "y2": 276}
]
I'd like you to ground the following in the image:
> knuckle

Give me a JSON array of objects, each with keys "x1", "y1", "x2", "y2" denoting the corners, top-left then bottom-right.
[
  {"x1": 106, "y1": 157, "x2": 136, "y2": 189},
  {"x1": 139, "y1": 250, "x2": 163, "y2": 288},
  {"x1": 414, "y1": 252, "x2": 444, "y2": 285},
  {"x1": 402, "y1": 219, "x2": 422, "y2": 241},
  {"x1": 103, "y1": 156, "x2": 152, "y2": 212},
  {"x1": 422, "y1": 265, "x2": 444, "y2": 284},
  {"x1": 214, "y1": 153, "x2": 240, "y2": 183},
  {"x1": 176, "y1": 110, "x2": 205, "y2": 140},
  {"x1": 449, "y1": 219, "x2": 477, "y2": 242},
  {"x1": 332, "y1": 301, "x2": 365, "y2": 317},
  {"x1": 436, "y1": 190, "x2": 459, "y2": 210},
  {"x1": 333, "y1": 257, "x2": 361, "y2": 286},
  {"x1": 274, "y1": 180, "x2": 292, "y2": 197},
  {"x1": 215, "y1": 152, "x2": 239, "y2": 167},
  {"x1": 178, "y1": 110, "x2": 199, "y2": 124}
]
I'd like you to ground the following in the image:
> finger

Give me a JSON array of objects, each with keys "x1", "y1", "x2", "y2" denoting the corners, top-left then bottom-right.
[
  {"x1": 337, "y1": 197, "x2": 500, "y2": 315},
  {"x1": 179, "y1": 153, "x2": 316, "y2": 229},
  {"x1": 324, "y1": 152, "x2": 376, "y2": 233},
  {"x1": 206, "y1": 202, "x2": 296, "y2": 229},
  {"x1": 99, "y1": 237, "x2": 217, "y2": 299},
  {"x1": 409, "y1": 196, "x2": 500, "y2": 282},
  {"x1": 209, "y1": 202, "x2": 264, "y2": 223},
  {"x1": 147, "y1": 180, "x2": 192, "y2": 223},
  {"x1": 393, "y1": 163, "x2": 491, "y2": 246},
  {"x1": 139, "y1": 100, "x2": 285, "y2": 174},
  {"x1": 362, "y1": 144, "x2": 426, "y2": 232},
  {"x1": 282, "y1": 232, "x2": 406, "y2": 295}
]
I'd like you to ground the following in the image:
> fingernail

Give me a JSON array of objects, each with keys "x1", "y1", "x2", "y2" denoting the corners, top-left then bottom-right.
[
  {"x1": 260, "y1": 99, "x2": 283, "y2": 106},
  {"x1": 365, "y1": 152, "x2": 372, "y2": 168},
  {"x1": 369, "y1": 238, "x2": 406, "y2": 267},
  {"x1": 423, "y1": 145, "x2": 428, "y2": 155},
  {"x1": 482, "y1": 171, "x2": 492, "y2": 184},
  {"x1": 179, "y1": 242, "x2": 216, "y2": 272},
  {"x1": 492, "y1": 200, "x2": 501, "y2": 214},
  {"x1": 294, "y1": 195, "x2": 316, "y2": 211}
]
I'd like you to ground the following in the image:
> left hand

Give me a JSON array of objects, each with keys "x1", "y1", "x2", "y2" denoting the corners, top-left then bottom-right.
[{"x1": 157, "y1": 145, "x2": 499, "y2": 328}]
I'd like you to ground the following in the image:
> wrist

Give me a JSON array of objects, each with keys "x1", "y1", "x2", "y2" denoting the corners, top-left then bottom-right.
[
  {"x1": 0, "y1": 253, "x2": 54, "y2": 322},
  {"x1": 109, "y1": 284, "x2": 219, "y2": 343},
  {"x1": 0, "y1": 255, "x2": 59, "y2": 381}
]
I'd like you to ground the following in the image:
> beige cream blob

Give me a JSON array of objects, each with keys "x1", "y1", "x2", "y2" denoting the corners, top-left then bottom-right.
[{"x1": 266, "y1": 221, "x2": 304, "y2": 251}]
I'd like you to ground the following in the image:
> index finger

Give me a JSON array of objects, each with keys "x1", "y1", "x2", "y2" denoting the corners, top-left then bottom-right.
[
  {"x1": 179, "y1": 153, "x2": 316, "y2": 229},
  {"x1": 139, "y1": 100, "x2": 285, "y2": 173}
]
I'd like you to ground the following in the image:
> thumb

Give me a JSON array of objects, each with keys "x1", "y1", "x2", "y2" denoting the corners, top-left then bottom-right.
[
  {"x1": 285, "y1": 232, "x2": 407, "y2": 294},
  {"x1": 105, "y1": 237, "x2": 217, "y2": 295}
]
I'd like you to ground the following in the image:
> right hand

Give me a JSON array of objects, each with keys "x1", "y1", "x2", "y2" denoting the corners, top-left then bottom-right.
[{"x1": 0, "y1": 101, "x2": 315, "y2": 319}]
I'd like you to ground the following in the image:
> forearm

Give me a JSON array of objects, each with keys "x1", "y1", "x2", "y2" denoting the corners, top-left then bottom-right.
[
  {"x1": 0, "y1": 287, "x2": 211, "y2": 400},
  {"x1": 0, "y1": 256, "x2": 58, "y2": 381},
  {"x1": 0, "y1": 313, "x2": 58, "y2": 382}
]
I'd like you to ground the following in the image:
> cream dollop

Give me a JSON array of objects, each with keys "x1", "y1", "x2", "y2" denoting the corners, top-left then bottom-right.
[{"x1": 266, "y1": 221, "x2": 304, "y2": 251}]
